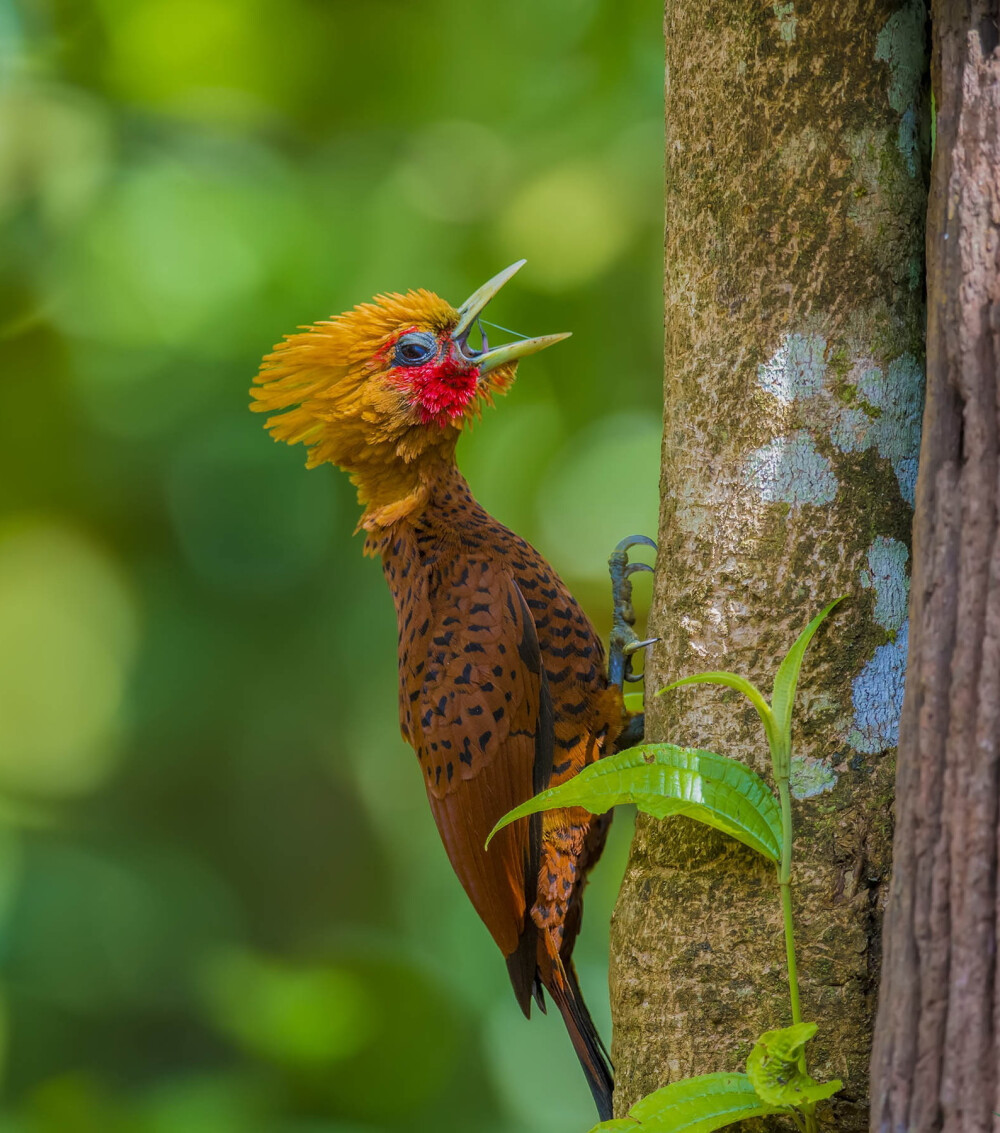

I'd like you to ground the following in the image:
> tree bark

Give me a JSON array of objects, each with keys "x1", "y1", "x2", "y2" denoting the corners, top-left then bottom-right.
[
  {"x1": 869, "y1": 5, "x2": 1000, "y2": 1132},
  {"x1": 610, "y1": 3, "x2": 929, "y2": 1129}
]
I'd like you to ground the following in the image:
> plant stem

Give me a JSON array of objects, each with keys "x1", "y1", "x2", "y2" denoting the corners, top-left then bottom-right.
[
  {"x1": 777, "y1": 779, "x2": 801, "y2": 1024},
  {"x1": 777, "y1": 774, "x2": 817, "y2": 1133},
  {"x1": 780, "y1": 875, "x2": 802, "y2": 1026}
]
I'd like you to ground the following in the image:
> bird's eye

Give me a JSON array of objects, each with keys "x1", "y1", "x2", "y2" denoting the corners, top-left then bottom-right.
[{"x1": 394, "y1": 332, "x2": 438, "y2": 366}]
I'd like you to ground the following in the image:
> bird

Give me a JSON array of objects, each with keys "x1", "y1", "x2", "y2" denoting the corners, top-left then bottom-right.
[{"x1": 251, "y1": 261, "x2": 633, "y2": 1120}]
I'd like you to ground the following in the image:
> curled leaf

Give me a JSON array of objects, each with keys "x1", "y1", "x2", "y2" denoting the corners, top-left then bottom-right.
[
  {"x1": 657, "y1": 671, "x2": 779, "y2": 754},
  {"x1": 770, "y1": 598, "x2": 846, "y2": 763},
  {"x1": 745, "y1": 1022, "x2": 842, "y2": 1108}
]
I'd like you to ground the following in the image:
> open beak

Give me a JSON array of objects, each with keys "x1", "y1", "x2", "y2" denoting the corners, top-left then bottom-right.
[{"x1": 452, "y1": 260, "x2": 571, "y2": 375}]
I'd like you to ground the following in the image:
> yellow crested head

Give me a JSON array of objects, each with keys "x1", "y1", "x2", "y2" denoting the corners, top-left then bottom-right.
[{"x1": 250, "y1": 262, "x2": 569, "y2": 535}]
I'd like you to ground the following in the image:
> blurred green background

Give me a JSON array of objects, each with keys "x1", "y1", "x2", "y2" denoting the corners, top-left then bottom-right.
[{"x1": 0, "y1": 1, "x2": 662, "y2": 1129}]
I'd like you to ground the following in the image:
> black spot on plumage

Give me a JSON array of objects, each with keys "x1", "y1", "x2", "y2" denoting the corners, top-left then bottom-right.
[
  {"x1": 553, "y1": 607, "x2": 573, "y2": 620},
  {"x1": 455, "y1": 664, "x2": 472, "y2": 685},
  {"x1": 548, "y1": 644, "x2": 577, "y2": 659},
  {"x1": 468, "y1": 623, "x2": 490, "y2": 633},
  {"x1": 493, "y1": 706, "x2": 505, "y2": 721},
  {"x1": 418, "y1": 618, "x2": 430, "y2": 635},
  {"x1": 433, "y1": 631, "x2": 453, "y2": 647},
  {"x1": 447, "y1": 762, "x2": 454, "y2": 781},
  {"x1": 470, "y1": 602, "x2": 490, "y2": 614},
  {"x1": 478, "y1": 731, "x2": 492, "y2": 752},
  {"x1": 435, "y1": 765, "x2": 442, "y2": 784},
  {"x1": 545, "y1": 667, "x2": 571, "y2": 683},
  {"x1": 541, "y1": 586, "x2": 558, "y2": 600},
  {"x1": 421, "y1": 709, "x2": 433, "y2": 728},
  {"x1": 465, "y1": 642, "x2": 486, "y2": 654},
  {"x1": 552, "y1": 759, "x2": 572, "y2": 775},
  {"x1": 468, "y1": 705, "x2": 483, "y2": 716}
]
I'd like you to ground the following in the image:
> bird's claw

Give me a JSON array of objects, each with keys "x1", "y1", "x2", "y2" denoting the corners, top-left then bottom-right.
[
  {"x1": 623, "y1": 637, "x2": 658, "y2": 657},
  {"x1": 615, "y1": 534, "x2": 657, "y2": 554},
  {"x1": 608, "y1": 536, "x2": 658, "y2": 689}
]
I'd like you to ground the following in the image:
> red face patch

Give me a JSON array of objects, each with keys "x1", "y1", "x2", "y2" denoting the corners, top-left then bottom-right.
[{"x1": 382, "y1": 330, "x2": 481, "y2": 427}]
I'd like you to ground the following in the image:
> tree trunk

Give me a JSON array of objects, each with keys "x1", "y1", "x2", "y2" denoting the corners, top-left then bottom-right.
[
  {"x1": 610, "y1": 3, "x2": 928, "y2": 1129},
  {"x1": 869, "y1": 5, "x2": 1000, "y2": 1131}
]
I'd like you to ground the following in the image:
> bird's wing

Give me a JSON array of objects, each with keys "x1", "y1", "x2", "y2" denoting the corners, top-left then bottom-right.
[{"x1": 401, "y1": 554, "x2": 553, "y2": 1008}]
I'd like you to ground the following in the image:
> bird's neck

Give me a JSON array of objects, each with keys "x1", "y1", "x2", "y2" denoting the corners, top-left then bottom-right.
[{"x1": 353, "y1": 435, "x2": 465, "y2": 552}]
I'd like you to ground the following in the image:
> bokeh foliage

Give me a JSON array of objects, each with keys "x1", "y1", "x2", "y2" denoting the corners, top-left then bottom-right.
[{"x1": 0, "y1": 1, "x2": 662, "y2": 1129}]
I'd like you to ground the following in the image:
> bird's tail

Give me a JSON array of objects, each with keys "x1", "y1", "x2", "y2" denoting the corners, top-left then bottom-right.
[{"x1": 547, "y1": 954, "x2": 614, "y2": 1121}]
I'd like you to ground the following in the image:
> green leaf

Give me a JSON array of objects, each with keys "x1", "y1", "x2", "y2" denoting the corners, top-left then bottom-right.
[
  {"x1": 657, "y1": 671, "x2": 779, "y2": 754},
  {"x1": 487, "y1": 745, "x2": 782, "y2": 863},
  {"x1": 770, "y1": 599, "x2": 845, "y2": 759},
  {"x1": 587, "y1": 1073, "x2": 787, "y2": 1132},
  {"x1": 623, "y1": 690, "x2": 645, "y2": 714},
  {"x1": 746, "y1": 1023, "x2": 842, "y2": 1108}
]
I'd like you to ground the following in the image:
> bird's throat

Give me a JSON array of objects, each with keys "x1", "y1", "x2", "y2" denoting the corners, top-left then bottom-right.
[{"x1": 352, "y1": 437, "x2": 461, "y2": 549}]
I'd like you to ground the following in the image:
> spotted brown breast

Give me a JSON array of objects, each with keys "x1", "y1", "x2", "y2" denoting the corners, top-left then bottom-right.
[{"x1": 379, "y1": 466, "x2": 622, "y2": 1115}]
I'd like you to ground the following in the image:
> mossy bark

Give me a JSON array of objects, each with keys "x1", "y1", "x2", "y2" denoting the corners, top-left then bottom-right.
[{"x1": 609, "y1": 3, "x2": 928, "y2": 1129}]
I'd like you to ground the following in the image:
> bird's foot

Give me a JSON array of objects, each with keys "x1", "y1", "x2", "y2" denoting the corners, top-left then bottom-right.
[
  {"x1": 608, "y1": 534, "x2": 657, "y2": 689},
  {"x1": 616, "y1": 711, "x2": 645, "y2": 749}
]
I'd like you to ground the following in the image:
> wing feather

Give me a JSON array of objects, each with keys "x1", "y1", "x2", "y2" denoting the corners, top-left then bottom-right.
[{"x1": 402, "y1": 556, "x2": 551, "y2": 991}]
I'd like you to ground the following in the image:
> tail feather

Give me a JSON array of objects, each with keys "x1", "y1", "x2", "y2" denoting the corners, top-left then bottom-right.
[{"x1": 548, "y1": 957, "x2": 614, "y2": 1121}]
